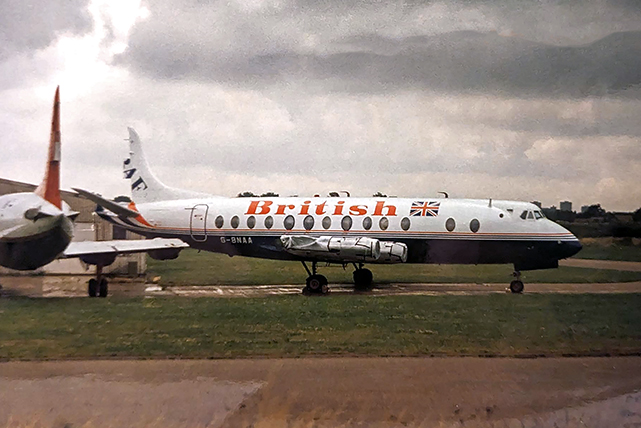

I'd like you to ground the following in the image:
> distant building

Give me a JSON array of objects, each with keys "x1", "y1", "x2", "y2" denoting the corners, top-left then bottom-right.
[
  {"x1": 581, "y1": 205, "x2": 590, "y2": 214},
  {"x1": 560, "y1": 201, "x2": 572, "y2": 212},
  {"x1": 531, "y1": 201, "x2": 542, "y2": 208},
  {"x1": 542, "y1": 206, "x2": 557, "y2": 220},
  {"x1": 0, "y1": 177, "x2": 94, "y2": 222}
]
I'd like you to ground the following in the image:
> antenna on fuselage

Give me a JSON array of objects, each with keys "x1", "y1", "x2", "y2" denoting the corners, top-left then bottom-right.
[
  {"x1": 438, "y1": 191, "x2": 449, "y2": 198},
  {"x1": 489, "y1": 198, "x2": 493, "y2": 208}
]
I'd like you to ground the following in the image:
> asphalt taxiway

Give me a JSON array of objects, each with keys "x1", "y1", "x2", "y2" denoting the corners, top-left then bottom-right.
[{"x1": 1, "y1": 357, "x2": 640, "y2": 427}]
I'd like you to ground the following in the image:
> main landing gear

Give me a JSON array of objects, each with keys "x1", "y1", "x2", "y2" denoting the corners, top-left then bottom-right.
[
  {"x1": 300, "y1": 261, "x2": 375, "y2": 295},
  {"x1": 353, "y1": 263, "x2": 373, "y2": 291},
  {"x1": 509, "y1": 271, "x2": 524, "y2": 294},
  {"x1": 301, "y1": 261, "x2": 329, "y2": 295},
  {"x1": 87, "y1": 264, "x2": 108, "y2": 298}
]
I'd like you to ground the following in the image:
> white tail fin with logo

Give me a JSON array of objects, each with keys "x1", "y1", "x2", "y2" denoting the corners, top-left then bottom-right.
[{"x1": 124, "y1": 128, "x2": 211, "y2": 203}]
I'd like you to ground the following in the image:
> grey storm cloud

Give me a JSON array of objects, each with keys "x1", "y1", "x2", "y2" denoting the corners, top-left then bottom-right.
[
  {"x1": 0, "y1": 0, "x2": 92, "y2": 61},
  {"x1": 116, "y1": 0, "x2": 641, "y2": 97}
]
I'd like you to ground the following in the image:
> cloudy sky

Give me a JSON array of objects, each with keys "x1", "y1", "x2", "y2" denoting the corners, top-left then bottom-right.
[{"x1": 1, "y1": 0, "x2": 641, "y2": 211}]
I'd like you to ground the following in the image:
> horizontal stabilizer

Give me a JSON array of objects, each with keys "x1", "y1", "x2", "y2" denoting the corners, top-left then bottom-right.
[
  {"x1": 72, "y1": 188, "x2": 140, "y2": 218},
  {"x1": 63, "y1": 237, "x2": 188, "y2": 258}
]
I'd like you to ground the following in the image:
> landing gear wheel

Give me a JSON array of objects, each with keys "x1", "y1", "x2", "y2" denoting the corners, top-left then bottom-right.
[
  {"x1": 88, "y1": 279, "x2": 98, "y2": 297},
  {"x1": 307, "y1": 275, "x2": 322, "y2": 292},
  {"x1": 353, "y1": 268, "x2": 373, "y2": 290},
  {"x1": 300, "y1": 262, "x2": 330, "y2": 295},
  {"x1": 98, "y1": 278, "x2": 108, "y2": 298},
  {"x1": 306, "y1": 274, "x2": 329, "y2": 294},
  {"x1": 509, "y1": 280, "x2": 524, "y2": 294}
]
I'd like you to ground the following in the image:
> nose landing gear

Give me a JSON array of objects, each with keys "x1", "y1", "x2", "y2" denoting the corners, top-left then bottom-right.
[{"x1": 509, "y1": 271, "x2": 524, "y2": 294}]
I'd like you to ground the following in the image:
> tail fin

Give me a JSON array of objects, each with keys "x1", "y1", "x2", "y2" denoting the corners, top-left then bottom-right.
[
  {"x1": 35, "y1": 86, "x2": 62, "y2": 209},
  {"x1": 124, "y1": 128, "x2": 211, "y2": 203}
]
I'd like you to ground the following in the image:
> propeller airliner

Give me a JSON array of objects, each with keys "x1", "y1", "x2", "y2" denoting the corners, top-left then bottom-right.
[
  {"x1": 0, "y1": 88, "x2": 187, "y2": 297},
  {"x1": 76, "y1": 128, "x2": 582, "y2": 295}
]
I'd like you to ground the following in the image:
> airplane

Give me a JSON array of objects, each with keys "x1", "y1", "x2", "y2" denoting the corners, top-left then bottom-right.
[
  {"x1": 0, "y1": 88, "x2": 188, "y2": 297},
  {"x1": 75, "y1": 128, "x2": 582, "y2": 295}
]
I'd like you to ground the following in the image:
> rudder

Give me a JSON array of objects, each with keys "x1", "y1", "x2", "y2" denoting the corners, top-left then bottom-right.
[{"x1": 124, "y1": 128, "x2": 211, "y2": 203}]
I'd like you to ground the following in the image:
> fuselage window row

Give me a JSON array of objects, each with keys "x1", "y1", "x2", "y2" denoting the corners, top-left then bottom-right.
[{"x1": 204, "y1": 214, "x2": 423, "y2": 232}]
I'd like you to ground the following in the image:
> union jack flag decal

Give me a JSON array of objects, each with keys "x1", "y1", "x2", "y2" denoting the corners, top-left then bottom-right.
[{"x1": 410, "y1": 201, "x2": 440, "y2": 217}]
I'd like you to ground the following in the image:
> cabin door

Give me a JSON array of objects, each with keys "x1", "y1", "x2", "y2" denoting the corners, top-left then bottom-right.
[{"x1": 190, "y1": 204, "x2": 209, "y2": 242}]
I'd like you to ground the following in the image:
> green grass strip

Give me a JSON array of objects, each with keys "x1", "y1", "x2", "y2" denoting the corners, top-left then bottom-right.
[
  {"x1": 147, "y1": 250, "x2": 641, "y2": 286},
  {"x1": 1, "y1": 294, "x2": 640, "y2": 360}
]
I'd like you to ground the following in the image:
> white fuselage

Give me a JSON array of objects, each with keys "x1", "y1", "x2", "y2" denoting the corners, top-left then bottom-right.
[
  {"x1": 0, "y1": 193, "x2": 73, "y2": 270},
  {"x1": 101, "y1": 196, "x2": 581, "y2": 270}
]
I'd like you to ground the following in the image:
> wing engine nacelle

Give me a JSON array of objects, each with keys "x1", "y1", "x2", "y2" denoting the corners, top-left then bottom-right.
[
  {"x1": 79, "y1": 253, "x2": 117, "y2": 267},
  {"x1": 280, "y1": 235, "x2": 408, "y2": 263},
  {"x1": 378, "y1": 241, "x2": 408, "y2": 263},
  {"x1": 148, "y1": 248, "x2": 182, "y2": 261},
  {"x1": 281, "y1": 235, "x2": 382, "y2": 262}
]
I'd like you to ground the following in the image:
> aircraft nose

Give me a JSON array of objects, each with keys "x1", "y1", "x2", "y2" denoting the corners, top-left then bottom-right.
[{"x1": 559, "y1": 239, "x2": 582, "y2": 259}]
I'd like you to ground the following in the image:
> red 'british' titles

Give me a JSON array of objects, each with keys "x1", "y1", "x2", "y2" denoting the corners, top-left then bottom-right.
[{"x1": 245, "y1": 200, "x2": 397, "y2": 216}]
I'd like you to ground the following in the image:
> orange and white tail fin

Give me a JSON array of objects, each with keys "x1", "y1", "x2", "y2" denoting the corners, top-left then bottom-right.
[{"x1": 35, "y1": 86, "x2": 62, "y2": 209}]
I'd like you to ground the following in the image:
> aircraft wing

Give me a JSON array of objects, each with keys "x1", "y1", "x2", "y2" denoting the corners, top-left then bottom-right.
[
  {"x1": 72, "y1": 187, "x2": 139, "y2": 218},
  {"x1": 63, "y1": 238, "x2": 188, "y2": 258}
]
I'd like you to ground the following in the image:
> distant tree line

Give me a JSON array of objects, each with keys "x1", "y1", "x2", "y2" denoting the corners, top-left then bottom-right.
[
  {"x1": 237, "y1": 191, "x2": 279, "y2": 197},
  {"x1": 558, "y1": 204, "x2": 641, "y2": 238}
]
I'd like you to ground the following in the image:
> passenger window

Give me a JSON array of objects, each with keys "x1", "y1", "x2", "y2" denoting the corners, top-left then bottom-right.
[
  {"x1": 215, "y1": 215, "x2": 224, "y2": 228},
  {"x1": 362, "y1": 217, "x2": 372, "y2": 230},
  {"x1": 322, "y1": 216, "x2": 331, "y2": 229},
  {"x1": 400, "y1": 217, "x2": 411, "y2": 231},
  {"x1": 341, "y1": 216, "x2": 353, "y2": 231},
  {"x1": 445, "y1": 218, "x2": 456, "y2": 232},
  {"x1": 379, "y1": 217, "x2": 389, "y2": 231},
  {"x1": 470, "y1": 218, "x2": 480, "y2": 233},
  {"x1": 247, "y1": 215, "x2": 256, "y2": 229},
  {"x1": 231, "y1": 215, "x2": 239, "y2": 229},
  {"x1": 284, "y1": 215, "x2": 295, "y2": 230},
  {"x1": 527, "y1": 211, "x2": 534, "y2": 220},
  {"x1": 303, "y1": 215, "x2": 314, "y2": 230},
  {"x1": 264, "y1": 216, "x2": 274, "y2": 229}
]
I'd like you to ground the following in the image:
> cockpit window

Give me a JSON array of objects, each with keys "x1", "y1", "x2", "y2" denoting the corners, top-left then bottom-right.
[
  {"x1": 527, "y1": 211, "x2": 534, "y2": 220},
  {"x1": 520, "y1": 210, "x2": 528, "y2": 220},
  {"x1": 534, "y1": 210, "x2": 543, "y2": 219}
]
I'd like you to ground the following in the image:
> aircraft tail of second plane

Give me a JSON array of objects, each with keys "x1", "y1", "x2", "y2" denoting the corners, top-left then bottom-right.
[
  {"x1": 124, "y1": 127, "x2": 212, "y2": 203},
  {"x1": 35, "y1": 86, "x2": 62, "y2": 209}
]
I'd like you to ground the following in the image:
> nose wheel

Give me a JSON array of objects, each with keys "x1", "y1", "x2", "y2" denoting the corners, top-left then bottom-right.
[{"x1": 509, "y1": 271, "x2": 524, "y2": 294}]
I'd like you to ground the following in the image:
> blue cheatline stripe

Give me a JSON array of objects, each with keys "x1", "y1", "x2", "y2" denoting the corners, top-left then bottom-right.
[{"x1": 98, "y1": 213, "x2": 578, "y2": 242}]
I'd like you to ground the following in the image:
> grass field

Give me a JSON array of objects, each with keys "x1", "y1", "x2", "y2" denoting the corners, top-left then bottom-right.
[
  {"x1": 146, "y1": 249, "x2": 641, "y2": 286},
  {"x1": 1, "y1": 294, "x2": 640, "y2": 360}
]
